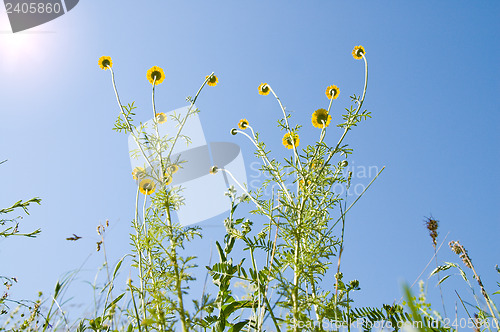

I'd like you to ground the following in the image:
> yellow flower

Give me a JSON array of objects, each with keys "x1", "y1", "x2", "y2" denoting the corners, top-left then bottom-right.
[
  {"x1": 325, "y1": 85, "x2": 340, "y2": 100},
  {"x1": 311, "y1": 108, "x2": 332, "y2": 128},
  {"x1": 282, "y1": 132, "x2": 300, "y2": 149},
  {"x1": 163, "y1": 174, "x2": 173, "y2": 185},
  {"x1": 238, "y1": 119, "x2": 249, "y2": 130},
  {"x1": 299, "y1": 179, "x2": 311, "y2": 190},
  {"x1": 139, "y1": 179, "x2": 156, "y2": 195},
  {"x1": 258, "y1": 83, "x2": 270, "y2": 96},
  {"x1": 310, "y1": 160, "x2": 321, "y2": 170},
  {"x1": 98, "y1": 56, "x2": 112, "y2": 70},
  {"x1": 132, "y1": 167, "x2": 146, "y2": 180},
  {"x1": 352, "y1": 45, "x2": 366, "y2": 60},
  {"x1": 206, "y1": 74, "x2": 218, "y2": 86},
  {"x1": 209, "y1": 166, "x2": 219, "y2": 174},
  {"x1": 156, "y1": 112, "x2": 167, "y2": 124},
  {"x1": 147, "y1": 66, "x2": 165, "y2": 85},
  {"x1": 168, "y1": 164, "x2": 179, "y2": 174}
]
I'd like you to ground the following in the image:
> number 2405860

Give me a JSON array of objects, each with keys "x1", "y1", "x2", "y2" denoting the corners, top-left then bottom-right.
[{"x1": 5, "y1": 2, "x2": 61, "y2": 14}]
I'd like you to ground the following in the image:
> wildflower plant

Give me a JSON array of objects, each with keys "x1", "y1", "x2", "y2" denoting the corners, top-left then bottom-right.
[
  {"x1": 204, "y1": 46, "x2": 390, "y2": 331},
  {"x1": 98, "y1": 56, "x2": 218, "y2": 331}
]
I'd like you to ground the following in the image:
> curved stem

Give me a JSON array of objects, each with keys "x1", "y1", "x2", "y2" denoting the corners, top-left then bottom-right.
[
  {"x1": 315, "y1": 55, "x2": 368, "y2": 184},
  {"x1": 109, "y1": 68, "x2": 159, "y2": 179},
  {"x1": 152, "y1": 79, "x2": 165, "y2": 181},
  {"x1": 235, "y1": 128, "x2": 294, "y2": 204},
  {"x1": 269, "y1": 87, "x2": 303, "y2": 174},
  {"x1": 165, "y1": 207, "x2": 188, "y2": 332},
  {"x1": 133, "y1": 187, "x2": 147, "y2": 324},
  {"x1": 165, "y1": 74, "x2": 212, "y2": 160}
]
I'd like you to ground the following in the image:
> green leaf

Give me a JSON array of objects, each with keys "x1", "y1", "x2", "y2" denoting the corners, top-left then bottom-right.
[
  {"x1": 438, "y1": 275, "x2": 451, "y2": 285},
  {"x1": 430, "y1": 262, "x2": 456, "y2": 277},
  {"x1": 216, "y1": 241, "x2": 226, "y2": 262},
  {"x1": 228, "y1": 320, "x2": 249, "y2": 332},
  {"x1": 222, "y1": 300, "x2": 253, "y2": 317},
  {"x1": 105, "y1": 293, "x2": 125, "y2": 312},
  {"x1": 112, "y1": 255, "x2": 127, "y2": 279}
]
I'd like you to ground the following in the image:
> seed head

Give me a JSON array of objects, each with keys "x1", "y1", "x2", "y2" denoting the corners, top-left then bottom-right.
[
  {"x1": 449, "y1": 240, "x2": 473, "y2": 269},
  {"x1": 424, "y1": 216, "x2": 439, "y2": 247}
]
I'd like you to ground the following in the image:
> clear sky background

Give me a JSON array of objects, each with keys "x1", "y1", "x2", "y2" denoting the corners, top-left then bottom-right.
[{"x1": 0, "y1": 0, "x2": 499, "y2": 325}]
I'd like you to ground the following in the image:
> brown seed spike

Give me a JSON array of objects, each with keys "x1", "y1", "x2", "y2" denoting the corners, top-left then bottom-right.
[{"x1": 424, "y1": 216, "x2": 439, "y2": 247}]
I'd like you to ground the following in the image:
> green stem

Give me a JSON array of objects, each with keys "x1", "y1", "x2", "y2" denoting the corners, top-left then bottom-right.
[
  {"x1": 166, "y1": 207, "x2": 188, "y2": 332},
  {"x1": 316, "y1": 55, "x2": 368, "y2": 182},
  {"x1": 293, "y1": 234, "x2": 300, "y2": 332},
  {"x1": 269, "y1": 87, "x2": 303, "y2": 173},
  {"x1": 235, "y1": 128, "x2": 294, "y2": 204},
  {"x1": 152, "y1": 79, "x2": 165, "y2": 181},
  {"x1": 133, "y1": 187, "x2": 148, "y2": 326},
  {"x1": 109, "y1": 68, "x2": 159, "y2": 180},
  {"x1": 164, "y1": 74, "x2": 212, "y2": 160},
  {"x1": 129, "y1": 283, "x2": 143, "y2": 332}
]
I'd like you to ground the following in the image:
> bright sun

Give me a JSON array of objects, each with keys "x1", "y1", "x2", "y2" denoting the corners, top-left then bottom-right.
[{"x1": 0, "y1": 14, "x2": 46, "y2": 74}]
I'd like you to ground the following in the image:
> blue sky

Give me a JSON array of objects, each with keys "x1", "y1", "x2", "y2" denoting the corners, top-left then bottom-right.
[{"x1": 0, "y1": 0, "x2": 499, "y2": 324}]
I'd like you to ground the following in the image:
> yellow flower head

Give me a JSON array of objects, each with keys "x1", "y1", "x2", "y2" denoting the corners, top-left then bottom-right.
[
  {"x1": 282, "y1": 132, "x2": 300, "y2": 149},
  {"x1": 299, "y1": 179, "x2": 311, "y2": 190},
  {"x1": 168, "y1": 164, "x2": 179, "y2": 174},
  {"x1": 139, "y1": 179, "x2": 156, "y2": 195},
  {"x1": 132, "y1": 167, "x2": 146, "y2": 180},
  {"x1": 352, "y1": 45, "x2": 366, "y2": 60},
  {"x1": 98, "y1": 56, "x2": 112, "y2": 70},
  {"x1": 311, "y1": 108, "x2": 332, "y2": 128},
  {"x1": 325, "y1": 85, "x2": 340, "y2": 100},
  {"x1": 209, "y1": 166, "x2": 219, "y2": 174},
  {"x1": 163, "y1": 174, "x2": 173, "y2": 185},
  {"x1": 156, "y1": 112, "x2": 167, "y2": 124},
  {"x1": 238, "y1": 119, "x2": 249, "y2": 130},
  {"x1": 147, "y1": 66, "x2": 165, "y2": 85},
  {"x1": 258, "y1": 83, "x2": 270, "y2": 96},
  {"x1": 206, "y1": 74, "x2": 218, "y2": 86}
]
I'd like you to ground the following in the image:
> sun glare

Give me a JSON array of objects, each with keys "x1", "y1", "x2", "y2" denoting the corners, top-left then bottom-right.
[{"x1": 0, "y1": 31, "x2": 41, "y2": 72}]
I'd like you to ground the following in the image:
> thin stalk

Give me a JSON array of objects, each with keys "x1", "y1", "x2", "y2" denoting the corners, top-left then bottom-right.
[
  {"x1": 218, "y1": 168, "x2": 269, "y2": 216},
  {"x1": 249, "y1": 247, "x2": 262, "y2": 329},
  {"x1": 100, "y1": 226, "x2": 112, "y2": 310},
  {"x1": 261, "y1": 215, "x2": 280, "y2": 327},
  {"x1": 319, "y1": 166, "x2": 385, "y2": 246},
  {"x1": 292, "y1": 235, "x2": 300, "y2": 332},
  {"x1": 261, "y1": 294, "x2": 282, "y2": 332},
  {"x1": 166, "y1": 206, "x2": 188, "y2": 332},
  {"x1": 51, "y1": 297, "x2": 70, "y2": 331},
  {"x1": 334, "y1": 203, "x2": 346, "y2": 328},
  {"x1": 133, "y1": 187, "x2": 147, "y2": 324},
  {"x1": 310, "y1": 281, "x2": 322, "y2": 330},
  {"x1": 433, "y1": 247, "x2": 447, "y2": 318},
  {"x1": 108, "y1": 68, "x2": 159, "y2": 179},
  {"x1": 315, "y1": 55, "x2": 368, "y2": 182},
  {"x1": 152, "y1": 78, "x2": 165, "y2": 181},
  {"x1": 235, "y1": 128, "x2": 293, "y2": 204},
  {"x1": 269, "y1": 87, "x2": 303, "y2": 173},
  {"x1": 129, "y1": 280, "x2": 143, "y2": 332},
  {"x1": 397, "y1": 232, "x2": 450, "y2": 304},
  {"x1": 164, "y1": 74, "x2": 212, "y2": 160},
  {"x1": 145, "y1": 84, "x2": 167, "y2": 331},
  {"x1": 199, "y1": 243, "x2": 213, "y2": 322}
]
